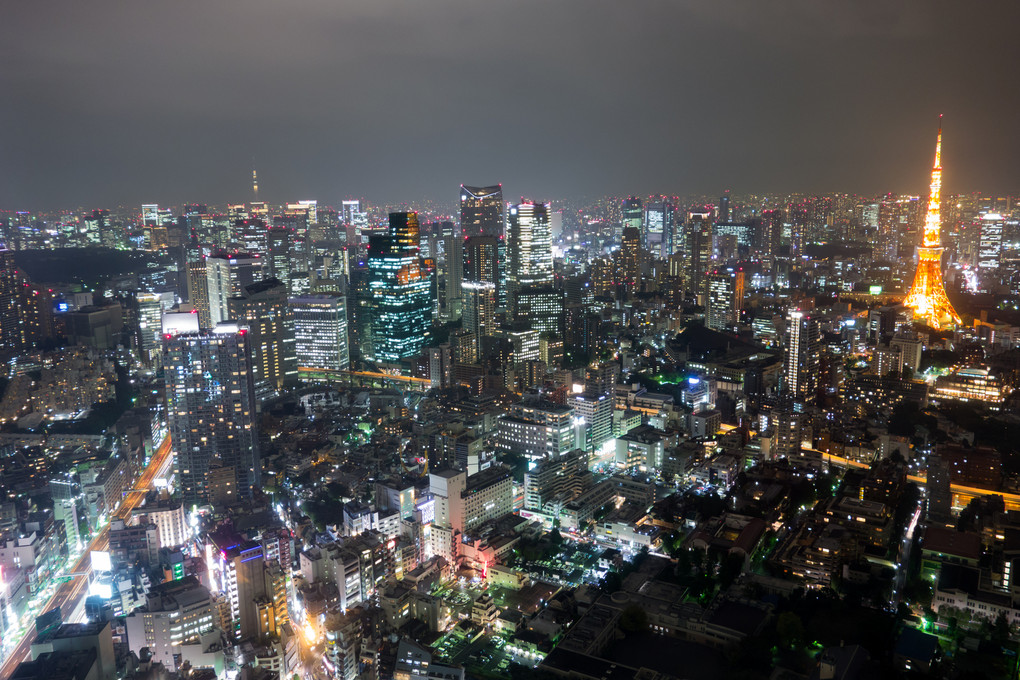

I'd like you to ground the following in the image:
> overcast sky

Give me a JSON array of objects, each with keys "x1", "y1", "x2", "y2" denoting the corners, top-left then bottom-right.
[{"x1": 1, "y1": 0, "x2": 1018, "y2": 211}]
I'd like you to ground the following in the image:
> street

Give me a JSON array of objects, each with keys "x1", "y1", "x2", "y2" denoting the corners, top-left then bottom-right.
[{"x1": 0, "y1": 435, "x2": 174, "y2": 680}]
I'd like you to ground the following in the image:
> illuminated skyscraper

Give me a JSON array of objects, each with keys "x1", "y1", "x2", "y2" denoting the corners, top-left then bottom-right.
[
  {"x1": 460, "y1": 185, "x2": 504, "y2": 238},
  {"x1": 205, "y1": 252, "x2": 264, "y2": 326},
  {"x1": 506, "y1": 201, "x2": 553, "y2": 301},
  {"x1": 758, "y1": 209, "x2": 784, "y2": 258},
  {"x1": 461, "y1": 185, "x2": 504, "y2": 307},
  {"x1": 441, "y1": 227, "x2": 463, "y2": 322},
  {"x1": 784, "y1": 310, "x2": 820, "y2": 405},
  {"x1": 643, "y1": 201, "x2": 675, "y2": 258},
  {"x1": 619, "y1": 226, "x2": 641, "y2": 289},
  {"x1": 685, "y1": 212, "x2": 714, "y2": 296},
  {"x1": 228, "y1": 278, "x2": 296, "y2": 398},
  {"x1": 903, "y1": 117, "x2": 962, "y2": 329},
  {"x1": 718, "y1": 194, "x2": 730, "y2": 223},
  {"x1": 512, "y1": 286, "x2": 564, "y2": 335},
  {"x1": 464, "y1": 235, "x2": 499, "y2": 290},
  {"x1": 462, "y1": 281, "x2": 496, "y2": 342},
  {"x1": 235, "y1": 218, "x2": 268, "y2": 254},
  {"x1": 622, "y1": 196, "x2": 642, "y2": 239},
  {"x1": 136, "y1": 292, "x2": 165, "y2": 364},
  {"x1": 705, "y1": 270, "x2": 745, "y2": 332},
  {"x1": 162, "y1": 315, "x2": 260, "y2": 506},
  {"x1": 978, "y1": 213, "x2": 1004, "y2": 271},
  {"x1": 368, "y1": 212, "x2": 431, "y2": 363},
  {"x1": 185, "y1": 246, "x2": 212, "y2": 328},
  {"x1": 141, "y1": 204, "x2": 160, "y2": 227},
  {"x1": 83, "y1": 209, "x2": 110, "y2": 247},
  {"x1": 266, "y1": 226, "x2": 292, "y2": 289},
  {"x1": 290, "y1": 293, "x2": 350, "y2": 375},
  {"x1": 0, "y1": 244, "x2": 23, "y2": 352}
]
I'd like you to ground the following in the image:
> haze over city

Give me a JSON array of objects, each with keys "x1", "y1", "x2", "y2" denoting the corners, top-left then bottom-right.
[{"x1": 2, "y1": 0, "x2": 1020, "y2": 209}]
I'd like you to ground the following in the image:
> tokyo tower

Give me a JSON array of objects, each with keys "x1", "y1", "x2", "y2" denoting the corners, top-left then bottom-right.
[{"x1": 902, "y1": 116, "x2": 961, "y2": 330}]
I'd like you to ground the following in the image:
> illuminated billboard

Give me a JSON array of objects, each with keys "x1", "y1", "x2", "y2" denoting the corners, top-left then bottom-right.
[{"x1": 90, "y1": 550, "x2": 112, "y2": 573}]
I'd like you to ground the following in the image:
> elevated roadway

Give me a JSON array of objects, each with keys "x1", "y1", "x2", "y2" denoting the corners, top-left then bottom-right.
[
  {"x1": 0, "y1": 435, "x2": 174, "y2": 679},
  {"x1": 809, "y1": 449, "x2": 1020, "y2": 512}
]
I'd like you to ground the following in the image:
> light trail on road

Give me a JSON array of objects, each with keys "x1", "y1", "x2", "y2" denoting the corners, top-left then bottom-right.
[{"x1": 0, "y1": 435, "x2": 174, "y2": 680}]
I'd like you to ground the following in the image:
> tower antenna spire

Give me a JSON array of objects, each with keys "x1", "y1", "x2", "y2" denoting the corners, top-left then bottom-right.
[
  {"x1": 252, "y1": 158, "x2": 259, "y2": 201},
  {"x1": 903, "y1": 115, "x2": 961, "y2": 329}
]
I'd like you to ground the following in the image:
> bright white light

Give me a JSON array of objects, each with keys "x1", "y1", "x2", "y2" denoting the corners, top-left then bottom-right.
[{"x1": 90, "y1": 551, "x2": 112, "y2": 573}]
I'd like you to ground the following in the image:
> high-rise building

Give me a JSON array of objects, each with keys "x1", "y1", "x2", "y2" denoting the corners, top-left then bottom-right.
[
  {"x1": 0, "y1": 244, "x2": 24, "y2": 352},
  {"x1": 496, "y1": 399, "x2": 574, "y2": 461},
  {"x1": 266, "y1": 226, "x2": 293, "y2": 289},
  {"x1": 524, "y1": 448, "x2": 589, "y2": 513},
  {"x1": 18, "y1": 283, "x2": 56, "y2": 348},
  {"x1": 136, "y1": 292, "x2": 165, "y2": 364},
  {"x1": 758, "y1": 209, "x2": 784, "y2": 258},
  {"x1": 506, "y1": 201, "x2": 553, "y2": 301},
  {"x1": 83, "y1": 209, "x2": 110, "y2": 247},
  {"x1": 461, "y1": 281, "x2": 495, "y2": 343},
  {"x1": 368, "y1": 213, "x2": 431, "y2": 363},
  {"x1": 622, "y1": 196, "x2": 642, "y2": 238},
  {"x1": 205, "y1": 252, "x2": 264, "y2": 326},
  {"x1": 341, "y1": 199, "x2": 369, "y2": 250},
  {"x1": 185, "y1": 251, "x2": 212, "y2": 328},
  {"x1": 978, "y1": 213, "x2": 1004, "y2": 271},
  {"x1": 511, "y1": 286, "x2": 564, "y2": 336},
  {"x1": 429, "y1": 466, "x2": 513, "y2": 537},
  {"x1": 290, "y1": 293, "x2": 350, "y2": 375},
  {"x1": 718, "y1": 194, "x2": 731, "y2": 223},
  {"x1": 705, "y1": 270, "x2": 745, "y2": 332},
  {"x1": 460, "y1": 185, "x2": 504, "y2": 238},
  {"x1": 441, "y1": 230, "x2": 463, "y2": 322},
  {"x1": 235, "y1": 218, "x2": 269, "y2": 254},
  {"x1": 449, "y1": 328, "x2": 478, "y2": 365},
  {"x1": 141, "y1": 204, "x2": 160, "y2": 227},
  {"x1": 585, "y1": 362, "x2": 619, "y2": 398},
  {"x1": 572, "y1": 393, "x2": 613, "y2": 453},
  {"x1": 228, "y1": 278, "x2": 296, "y2": 398},
  {"x1": 685, "y1": 212, "x2": 714, "y2": 296},
  {"x1": 124, "y1": 576, "x2": 215, "y2": 671},
  {"x1": 222, "y1": 541, "x2": 268, "y2": 640},
  {"x1": 162, "y1": 315, "x2": 260, "y2": 506},
  {"x1": 784, "y1": 310, "x2": 820, "y2": 405},
  {"x1": 463, "y1": 235, "x2": 499, "y2": 285},
  {"x1": 643, "y1": 201, "x2": 675, "y2": 258},
  {"x1": 903, "y1": 118, "x2": 962, "y2": 330},
  {"x1": 619, "y1": 226, "x2": 641, "y2": 289}
]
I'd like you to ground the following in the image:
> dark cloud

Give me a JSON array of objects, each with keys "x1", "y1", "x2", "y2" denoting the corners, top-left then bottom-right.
[{"x1": 1, "y1": 0, "x2": 1017, "y2": 210}]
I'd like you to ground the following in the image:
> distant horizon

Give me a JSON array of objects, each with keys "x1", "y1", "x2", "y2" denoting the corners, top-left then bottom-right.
[{"x1": 1, "y1": 182, "x2": 1015, "y2": 219}]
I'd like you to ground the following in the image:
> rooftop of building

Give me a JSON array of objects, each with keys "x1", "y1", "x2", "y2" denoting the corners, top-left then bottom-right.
[
  {"x1": 33, "y1": 620, "x2": 109, "y2": 644},
  {"x1": 617, "y1": 425, "x2": 666, "y2": 444},
  {"x1": 239, "y1": 276, "x2": 286, "y2": 297},
  {"x1": 510, "y1": 399, "x2": 573, "y2": 415},
  {"x1": 541, "y1": 648, "x2": 641, "y2": 680},
  {"x1": 10, "y1": 649, "x2": 97, "y2": 680},
  {"x1": 464, "y1": 465, "x2": 512, "y2": 494},
  {"x1": 921, "y1": 526, "x2": 982, "y2": 562}
]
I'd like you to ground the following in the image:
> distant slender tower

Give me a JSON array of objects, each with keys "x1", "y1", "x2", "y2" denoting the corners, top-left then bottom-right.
[
  {"x1": 903, "y1": 116, "x2": 961, "y2": 330},
  {"x1": 252, "y1": 167, "x2": 259, "y2": 201}
]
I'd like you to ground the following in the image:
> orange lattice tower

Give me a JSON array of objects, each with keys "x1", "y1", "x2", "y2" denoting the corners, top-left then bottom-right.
[{"x1": 903, "y1": 115, "x2": 961, "y2": 330}]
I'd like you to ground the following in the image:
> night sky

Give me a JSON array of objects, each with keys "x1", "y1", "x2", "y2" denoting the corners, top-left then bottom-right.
[{"x1": 2, "y1": 0, "x2": 1018, "y2": 210}]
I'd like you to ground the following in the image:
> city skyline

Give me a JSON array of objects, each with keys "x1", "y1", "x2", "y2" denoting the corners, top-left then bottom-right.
[
  {"x1": 2, "y1": 1, "x2": 1020, "y2": 210},
  {"x1": 2, "y1": 4, "x2": 1020, "y2": 680}
]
